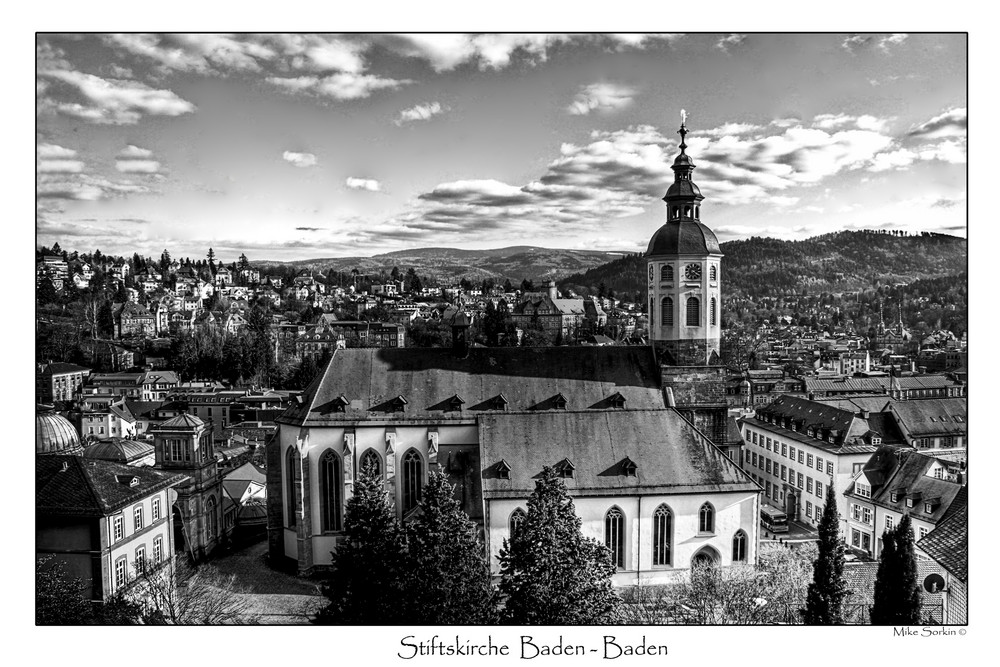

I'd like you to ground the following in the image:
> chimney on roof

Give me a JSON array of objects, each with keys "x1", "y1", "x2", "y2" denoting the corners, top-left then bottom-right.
[
  {"x1": 808, "y1": 392, "x2": 815, "y2": 401},
  {"x1": 859, "y1": 409, "x2": 870, "y2": 419}
]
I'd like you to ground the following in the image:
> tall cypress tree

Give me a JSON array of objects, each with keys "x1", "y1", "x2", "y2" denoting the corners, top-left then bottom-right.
[
  {"x1": 498, "y1": 466, "x2": 620, "y2": 624},
  {"x1": 314, "y1": 471, "x2": 407, "y2": 624},
  {"x1": 403, "y1": 471, "x2": 498, "y2": 624},
  {"x1": 870, "y1": 514, "x2": 922, "y2": 624},
  {"x1": 803, "y1": 482, "x2": 848, "y2": 623}
]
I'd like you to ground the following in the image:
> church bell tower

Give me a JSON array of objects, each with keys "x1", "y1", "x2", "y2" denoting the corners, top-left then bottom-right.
[{"x1": 646, "y1": 113, "x2": 723, "y2": 366}]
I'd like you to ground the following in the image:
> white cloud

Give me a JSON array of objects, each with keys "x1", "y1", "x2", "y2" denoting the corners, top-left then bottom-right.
[
  {"x1": 395, "y1": 101, "x2": 445, "y2": 126},
  {"x1": 37, "y1": 143, "x2": 78, "y2": 159},
  {"x1": 39, "y1": 69, "x2": 196, "y2": 124},
  {"x1": 345, "y1": 177, "x2": 381, "y2": 192},
  {"x1": 842, "y1": 34, "x2": 872, "y2": 53},
  {"x1": 118, "y1": 145, "x2": 154, "y2": 158},
  {"x1": 566, "y1": 83, "x2": 636, "y2": 116},
  {"x1": 37, "y1": 159, "x2": 86, "y2": 174},
  {"x1": 878, "y1": 34, "x2": 908, "y2": 52},
  {"x1": 908, "y1": 107, "x2": 966, "y2": 140},
  {"x1": 282, "y1": 151, "x2": 318, "y2": 168},
  {"x1": 716, "y1": 34, "x2": 747, "y2": 53},
  {"x1": 266, "y1": 72, "x2": 411, "y2": 100}
]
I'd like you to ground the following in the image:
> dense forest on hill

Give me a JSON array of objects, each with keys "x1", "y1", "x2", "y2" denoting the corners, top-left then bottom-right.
[{"x1": 559, "y1": 230, "x2": 966, "y2": 301}]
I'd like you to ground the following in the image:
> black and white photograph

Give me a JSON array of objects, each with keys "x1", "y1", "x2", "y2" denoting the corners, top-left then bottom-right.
[{"x1": 25, "y1": 7, "x2": 983, "y2": 664}]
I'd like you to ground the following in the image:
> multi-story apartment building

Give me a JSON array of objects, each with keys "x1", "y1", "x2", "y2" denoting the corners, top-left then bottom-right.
[
  {"x1": 843, "y1": 447, "x2": 966, "y2": 559},
  {"x1": 36, "y1": 362, "x2": 91, "y2": 403},
  {"x1": 88, "y1": 371, "x2": 180, "y2": 402},
  {"x1": 739, "y1": 395, "x2": 896, "y2": 531}
]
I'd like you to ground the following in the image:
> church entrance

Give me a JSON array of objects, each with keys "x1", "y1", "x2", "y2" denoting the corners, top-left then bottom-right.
[{"x1": 691, "y1": 546, "x2": 721, "y2": 569}]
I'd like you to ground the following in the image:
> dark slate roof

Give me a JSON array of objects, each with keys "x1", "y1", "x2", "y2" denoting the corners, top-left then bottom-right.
[
  {"x1": 83, "y1": 438, "x2": 155, "y2": 463},
  {"x1": 646, "y1": 221, "x2": 722, "y2": 257},
  {"x1": 155, "y1": 413, "x2": 206, "y2": 430},
  {"x1": 844, "y1": 560, "x2": 946, "y2": 610},
  {"x1": 224, "y1": 461, "x2": 267, "y2": 485},
  {"x1": 37, "y1": 455, "x2": 185, "y2": 516},
  {"x1": 889, "y1": 398, "x2": 967, "y2": 439},
  {"x1": 279, "y1": 346, "x2": 666, "y2": 426},
  {"x1": 478, "y1": 409, "x2": 759, "y2": 499},
  {"x1": 916, "y1": 487, "x2": 968, "y2": 581},
  {"x1": 39, "y1": 362, "x2": 91, "y2": 376},
  {"x1": 869, "y1": 452, "x2": 964, "y2": 523},
  {"x1": 751, "y1": 395, "x2": 876, "y2": 452},
  {"x1": 812, "y1": 395, "x2": 894, "y2": 413},
  {"x1": 124, "y1": 400, "x2": 163, "y2": 419},
  {"x1": 805, "y1": 375, "x2": 960, "y2": 394},
  {"x1": 860, "y1": 446, "x2": 908, "y2": 488}
]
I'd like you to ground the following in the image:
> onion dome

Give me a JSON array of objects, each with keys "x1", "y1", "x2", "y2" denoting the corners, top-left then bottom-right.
[
  {"x1": 36, "y1": 407, "x2": 83, "y2": 456},
  {"x1": 647, "y1": 221, "x2": 722, "y2": 256},
  {"x1": 83, "y1": 437, "x2": 155, "y2": 465}
]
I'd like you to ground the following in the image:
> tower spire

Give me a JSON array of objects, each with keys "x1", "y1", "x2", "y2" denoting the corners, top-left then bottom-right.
[{"x1": 678, "y1": 109, "x2": 689, "y2": 155}]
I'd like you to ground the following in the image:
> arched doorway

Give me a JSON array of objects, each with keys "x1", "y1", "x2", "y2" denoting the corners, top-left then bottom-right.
[{"x1": 691, "y1": 545, "x2": 721, "y2": 568}]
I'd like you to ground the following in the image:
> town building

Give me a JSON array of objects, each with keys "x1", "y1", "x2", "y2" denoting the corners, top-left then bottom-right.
[
  {"x1": 803, "y1": 373, "x2": 965, "y2": 400},
  {"x1": 36, "y1": 362, "x2": 91, "y2": 404},
  {"x1": 916, "y1": 495, "x2": 967, "y2": 624},
  {"x1": 88, "y1": 370, "x2": 180, "y2": 402}
]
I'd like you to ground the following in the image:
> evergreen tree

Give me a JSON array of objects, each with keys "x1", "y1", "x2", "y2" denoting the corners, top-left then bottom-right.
[
  {"x1": 803, "y1": 481, "x2": 848, "y2": 624},
  {"x1": 160, "y1": 249, "x2": 171, "y2": 274},
  {"x1": 498, "y1": 466, "x2": 620, "y2": 624},
  {"x1": 314, "y1": 471, "x2": 408, "y2": 624},
  {"x1": 870, "y1": 514, "x2": 922, "y2": 624},
  {"x1": 402, "y1": 471, "x2": 498, "y2": 624}
]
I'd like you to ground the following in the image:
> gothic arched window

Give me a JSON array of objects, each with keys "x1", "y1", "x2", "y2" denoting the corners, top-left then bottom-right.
[
  {"x1": 285, "y1": 447, "x2": 300, "y2": 528},
  {"x1": 710, "y1": 297, "x2": 717, "y2": 326},
  {"x1": 320, "y1": 450, "x2": 343, "y2": 532},
  {"x1": 661, "y1": 297, "x2": 673, "y2": 327},
  {"x1": 605, "y1": 507, "x2": 625, "y2": 569},
  {"x1": 206, "y1": 496, "x2": 217, "y2": 540},
  {"x1": 402, "y1": 449, "x2": 423, "y2": 513},
  {"x1": 360, "y1": 449, "x2": 381, "y2": 478},
  {"x1": 732, "y1": 530, "x2": 748, "y2": 562},
  {"x1": 660, "y1": 264, "x2": 672, "y2": 282},
  {"x1": 509, "y1": 508, "x2": 526, "y2": 538},
  {"x1": 699, "y1": 502, "x2": 715, "y2": 533},
  {"x1": 686, "y1": 297, "x2": 700, "y2": 327},
  {"x1": 653, "y1": 504, "x2": 673, "y2": 566}
]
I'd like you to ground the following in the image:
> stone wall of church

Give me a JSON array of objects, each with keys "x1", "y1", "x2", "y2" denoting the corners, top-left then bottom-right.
[{"x1": 653, "y1": 339, "x2": 720, "y2": 367}]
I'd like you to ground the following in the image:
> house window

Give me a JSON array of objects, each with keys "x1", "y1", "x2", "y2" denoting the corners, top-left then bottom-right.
[
  {"x1": 605, "y1": 507, "x2": 625, "y2": 569},
  {"x1": 765, "y1": 480, "x2": 772, "y2": 496},
  {"x1": 653, "y1": 505, "x2": 673, "y2": 566},
  {"x1": 918, "y1": 526, "x2": 929, "y2": 540},
  {"x1": 781, "y1": 444, "x2": 787, "y2": 457},
  {"x1": 710, "y1": 298, "x2": 717, "y2": 326},
  {"x1": 153, "y1": 536, "x2": 162, "y2": 563},
  {"x1": 152, "y1": 497, "x2": 161, "y2": 522},
  {"x1": 816, "y1": 481, "x2": 823, "y2": 498},
  {"x1": 852, "y1": 504, "x2": 862, "y2": 521},
  {"x1": 781, "y1": 465, "x2": 787, "y2": 482},
  {"x1": 797, "y1": 473, "x2": 804, "y2": 489},
  {"x1": 806, "y1": 501, "x2": 813, "y2": 518},
  {"x1": 862, "y1": 507, "x2": 872, "y2": 524},
  {"x1": 885, "y1": 515, "x2": 895, "y2": 531},
  {"x1": 798, "y1": 451, "x2": 804, "y2": 464},
  {"x1": 807, "y1": 478, "x2": 813, "y2": 494},
  {"x1": 134, "y1": 505, "x2": 144, "y2": 531},
  {"x1": 699, "y1": 502, "x2": 715, "y2": 534},
  {"x1": 402, "y1": 450, "x2": 423, "y2": 513},
  {"x1": 509, "y1": 508, "x2": 526, "y2": 538},
  {"x1": 286, "y1": 448, "x2": 301, "y2": 528},
  {"x1": 789, "y1": 446, "x2": 796, "y2": 460},
  {"x1": 660, "y1": 297, "x2": 673, "y2": 327},
  {"x1": 660, "y1": 265, "x2": 673, "y2": 282},
  {"x1": 751, "y1": 452, "x2": 758, "y2": 467},
  {"x1": 709, "y1": 264, "x2": 717, "y2": 281},
  {"x1": 115, "y1": 557, "x2": 128, "y2": 589},
  {"x1": 732, "y1": 530, "x2": 748, "y2": 562},
  {"x1": 113, "y1": 515, "x2": 124, "y2": 542},
  {"x1": 827, "y1": 462, "x2": 834, "y2": 476},
  {"x1": 135, "y1": 546, "x2": 146, "y2": 573},
  {"x1": 686, "y1": 297, "x2": 700, "y2": 326},
  {"x1": 766, "y1": 459, "x2": 772, "y2": 474},
  {"x1": 861, "y1": 533, "x2": 871, "y2": 552},
  {"x1": 807, "y1": 454, "x2": 814, "y2": 467},
  {"x1": 320, "y1": 450, "x2": 343, "y2": 533},
  {"x1": 360, "y1": 449, "x2": 381, "y2": 478}
]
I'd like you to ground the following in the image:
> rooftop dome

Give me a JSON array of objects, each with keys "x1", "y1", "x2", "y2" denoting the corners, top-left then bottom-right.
[
  {"x1": 36, "y1": 409, "x2": 83, "y2": 455},
  {"x1": 83, "y1": 438, "x2": 155, "y2": 465},
  {"x1": 646, "y1": 220, "x2": 722, "y2": 257}
]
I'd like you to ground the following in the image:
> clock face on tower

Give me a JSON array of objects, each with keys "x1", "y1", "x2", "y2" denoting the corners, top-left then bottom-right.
[{"x1": 684, "y1": 263, "x2": 702, "y2": 281}]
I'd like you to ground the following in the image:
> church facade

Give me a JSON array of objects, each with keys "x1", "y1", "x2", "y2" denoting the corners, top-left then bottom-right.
[{"x1": 265, "y1": 119, "x2": 761, "y2": 585}]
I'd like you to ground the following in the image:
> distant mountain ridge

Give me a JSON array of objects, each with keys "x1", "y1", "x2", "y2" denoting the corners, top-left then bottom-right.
[
  {"x1": 261, "y1": 246, "x2": 629, "y2": 284},
  {"x1": 558, "y1": 231, "x2": 967, "y2": 299}
]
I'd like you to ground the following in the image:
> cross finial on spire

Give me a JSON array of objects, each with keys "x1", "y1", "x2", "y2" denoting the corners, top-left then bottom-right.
[{"x1": 678, "y1": 109, "x2": 688, "y2": 153}]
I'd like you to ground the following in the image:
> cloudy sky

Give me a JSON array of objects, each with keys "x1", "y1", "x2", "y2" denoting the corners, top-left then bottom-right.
[{"x1": 35, "y1": 33, "x2": 967, "y2": 262}]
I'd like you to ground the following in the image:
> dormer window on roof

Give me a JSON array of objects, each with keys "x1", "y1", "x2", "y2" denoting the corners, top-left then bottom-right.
[
  {"x1": 496, "y1": 459, "x2": 511, "y2": 480},
  {"x1": 890, "y1": 489, "x2": 905, "y2": 503},
  {"x1": 332, "y1": 395, "x2": 349, "y2": 413},
  {"x1": 923, "y1": 497, "x2": 940, "y2": 514},
  {"x1": 608, "y1": 392, "x2": 626, "y2": 409},
  {"x1": 552, "y1": 393, "x2": 568, "y2": 410},
  {"x1": 390, "y1": 395, "x2": 408, "y2": 413},
  {"x1": 621, "y1": 456, "x2": 637, "y2": 477},
  {"x1": 555, "y1": 458, "x2": 575, "y2": 478},
  {"x1": 491, "y1": 394, "x2": 509, "y2": 411},
  {"x1": 446, "y1": 395, "x2": 465, "y2": 412}
]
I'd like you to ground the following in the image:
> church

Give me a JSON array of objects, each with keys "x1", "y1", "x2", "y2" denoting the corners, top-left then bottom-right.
[{"x1": 266, "y1": 119, "x2": 761, "y2": 585}]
